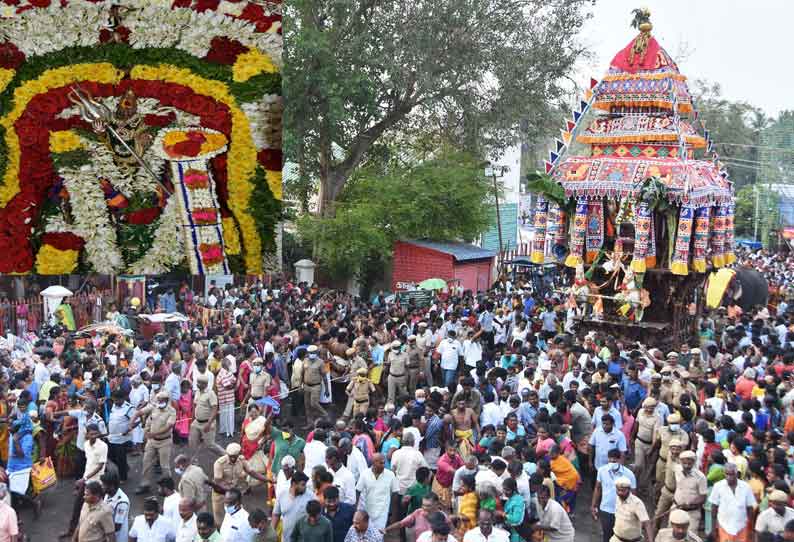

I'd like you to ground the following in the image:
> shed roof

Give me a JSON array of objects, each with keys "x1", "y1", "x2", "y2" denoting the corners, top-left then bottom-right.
[{"x1": 401, "y1": 239, "x2": 496, "y2": 262}]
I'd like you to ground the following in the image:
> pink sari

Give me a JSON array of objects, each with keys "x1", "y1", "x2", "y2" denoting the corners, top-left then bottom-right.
[{"x1": 176, "y1": 390, "x2": 193, "y2": 438}]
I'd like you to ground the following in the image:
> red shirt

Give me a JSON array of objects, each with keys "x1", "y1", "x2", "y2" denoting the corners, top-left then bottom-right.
[{"x1": 735, "y1": 377, "x2": 755, "y2": 401}]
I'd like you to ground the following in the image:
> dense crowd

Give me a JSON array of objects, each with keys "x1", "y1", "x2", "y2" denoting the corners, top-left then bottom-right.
[{"x1": 2, "y1": 256, "x2": 794, "y2": 542}]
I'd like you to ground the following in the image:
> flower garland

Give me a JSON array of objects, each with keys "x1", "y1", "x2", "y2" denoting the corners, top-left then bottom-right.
[
  {"x1": 35, "y1": 243, "x2": 78, "y2": 274},
  {"x1": 0, "y1": 0, "x2": 281, "y2": 274},
  {"x1": 127, "y1": 196, "x2": 184, "y2": 275}
]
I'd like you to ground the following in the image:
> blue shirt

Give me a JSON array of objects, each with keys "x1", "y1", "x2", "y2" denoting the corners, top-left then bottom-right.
[
  {"x1": 596, "y1": 464, "x2": 637, "y2": 513},
  {"x1": 324, "y1": 502, "x2": 355, "y2": 542},
  {"x1": 588, "y1": 427, "x2": 628, "y2": 469},
  {"x1": 622, "y1": 379, "x2": 647, "y2": 411},
  {"x1": 592, "y1": 407, "x2": 623, "y2": 431},
  {"x1": 424, "y1": 415, "x2": 443, "y2": 450},
  {"x1": 500, "y1": 354, "x2": 519, "y2": 370},
  {"x1": 7, "y1": 431, "x2": 33, "y2": 472},
  {"x1": 523, "y1": 298, "x2": 535, "y2": 316},
  {"x1": 518, "y1": 402, "x2": 538, "y2": 429},
  {"x1": 381, "y1": 438, "x2": 400, "y2": 469},
  {"x1": 506, "y1": 425, "x2": 526, "y2": 443},
  {"x1": 25, "y1": 381, "x2": 39, "y2": 404}
]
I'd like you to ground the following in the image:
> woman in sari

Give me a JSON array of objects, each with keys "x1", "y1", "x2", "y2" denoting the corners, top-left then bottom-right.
[
  {"x1": 240, "y1": 403, "x2": 269, "y2": 488},
  {"x1": 236, "y1": 355, "x2": 253, "y2": 404},
  {"x1": 174, "y1": 380, "x2": 193, "y2": 444},
  {"x1": 548, "y1": 444, "x2": 580, "y2": 513}
]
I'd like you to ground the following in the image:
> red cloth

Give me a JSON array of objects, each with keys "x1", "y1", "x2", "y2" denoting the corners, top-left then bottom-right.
[
  {"x1": 609, "y1": 36, "x2": 662, "y2": 73},
  {"x1": 240, "y1": 418, "x2": 259, "y2": 460},
  {"x1": 735, "y1": 377, "x2": 755, "y2": 401},
  {"x1": 436, "y1": 452, "x2": 463, "y2": 487}
]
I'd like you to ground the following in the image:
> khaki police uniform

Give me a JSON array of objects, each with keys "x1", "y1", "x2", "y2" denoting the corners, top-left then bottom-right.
[
  {"x1": 611, "y1": 492, "x2": 650, "y2": 542},
  {"x1": 178, "y1": 464, "x2": 209, "y2": 511},
  {"x1": 248, "y1": 368, "x2": 271, "y2": 402},
  {"x1": 655, "y1": 528, "x2": 702, "y2": 542},
  {"x1": 343, "y1": 353, "x2": 369, "y2": 418},
  {"x1": 671, "y1": 464, "x2": 707, "y2": 533},
  {"x1": 633, "y1": 406, "x2": 660, "y2": 494},
  {"x1": 407, "y1": 342, "x2": 422, "y2": 393},
  {"x1": 656, "y1": 455, "x2": 679, "y2": 528},
  {"x1": 141, "y1": 399, "x2": 176, "y2": 487},
  {"x1": 189, "y1": 387, "x2": 224, "y2": 455},
  {"x1": 387, "y1": 344, "x2": 408, "y2": 405},
  {"x1": 211, "y1": 453, "x2": 250, "y2": 524},
  {"x1": 76, "y1": 501, "x2": 115, "y2": 542},
  {"x1": 346, "y1": 374, "x2": 375, "y2": 415},
  {"x1": 303, "y1": 352, "x2": 327, "y2": 419},
  {"x1": 654, "y1": 424, "x2": 689, "y2": 487}
]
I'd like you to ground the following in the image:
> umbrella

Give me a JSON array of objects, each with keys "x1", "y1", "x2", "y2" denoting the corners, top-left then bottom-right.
[
  {"x1": 418, "y1": 278, "x2": 447, "y2": 291},
  {"x1": 139, "y1": 312, "x2": 189, "y2": 323},
  {"x1": 41, "y1": 285, "x2": 74, "y2": 321}
]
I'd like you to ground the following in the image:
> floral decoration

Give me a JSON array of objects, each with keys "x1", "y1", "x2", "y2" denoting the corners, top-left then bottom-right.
[{"x1": 0, "y1": 0, "x2": 282, "y2": 274}]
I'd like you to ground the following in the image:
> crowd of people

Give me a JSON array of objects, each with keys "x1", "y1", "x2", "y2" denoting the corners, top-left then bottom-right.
[{"x1": 1, "y1": 253, "x2": 794, "y2": 542}]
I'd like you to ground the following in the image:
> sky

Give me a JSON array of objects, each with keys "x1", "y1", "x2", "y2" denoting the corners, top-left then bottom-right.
[{"x1": 576, "y1": 0, "x2": 793, "y2": 117}]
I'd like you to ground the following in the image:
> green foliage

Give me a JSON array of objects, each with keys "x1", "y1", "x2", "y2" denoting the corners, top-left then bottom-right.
[
  {"x1": 734, "y1": 184, "x2": 780, "y2": 244},
  {"x1": 525, "y1": 172, "x2": 568, "y2": 209},
  {"x1": 285, "y1": 0, "x2": 592, "y2": 211},
  {"x1": 51, "y1": 149, "x2": 91, "y2": 170},
  {"x1": 248, "y1": 167, "x2": 283, "y2": 253},
  {"x1": 630, "y1": 8, "x2": 651, "y2": 29},
  {"x1": 298, "y1": 148, "x2": 493, "y2": 281},
  {"x1": 637, "y1": 176, "x2": 673, "y2": 213},
  {"x1": 116, "y1": 221, "x2": 156, "y2": 264}
]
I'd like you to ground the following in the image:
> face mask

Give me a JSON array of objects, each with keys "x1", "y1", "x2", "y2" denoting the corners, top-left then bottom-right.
[
  {"x1": 158, "y1": 402, "x2": 168, "y2": 409},
  {"x1": 152, "y1": 384, "x2": 160, "y2": 391},
  {"x1": 610, "y1": 463, "x2": 620, "y2": 472},
  {"x1": 669, "y1": 424, "x2": 680, "y2": 432},
  {"x1": 416, "y1": 398, "x2": 425, "y2": 404},
  {"x1": 175, "y1": 467, "x2": 184, "y2": 476},
  {"x1": 255, "y1": 366, "x2": 263, "y2": 374},
  {"x1": 224, "y1": 505, "x2": 237, "y2": 515}
]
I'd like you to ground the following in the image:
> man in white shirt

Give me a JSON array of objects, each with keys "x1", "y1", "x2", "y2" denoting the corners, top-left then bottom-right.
[
  {"x1": 436, "y1": 330, "x2": 463, "y2": 389},
  {"x1": 219, "y1": 488, "x2": 255, "y2": 542},
  {"x1": 158, "y1": 476, "x2": 182, "y2": 526},
  {"x1": 709, "y1": 462, "x2": 757, "y2": 541},
  {"x1": 463, "y1": 509, "x2": 510, "y2": 542},
  {"x1": 83, "y1": 424, "x2": 108, "y2": 483},
  {"x1": 475, "y1": 459, "x2": 507, "y2": 497},
  {"x1": 340, "y1": 438, "x2": 367, "y2": 484},
  {"x1": 756, "y1": 489, "x2": 794, "y2": 540},
  {"x1": 129, "y1": 497, "x2": 176, "y2": 542},
  {"x1": 33, "y1": 355, "x2": 51, "y2": 388},
  {"x1": 101, "y1": 471, "x2": 130, "y2": 542},
  {"x1": 355, "y1": 453, "x2": 399, "y2": 530},
  {"x1": 463, "y1": 331, "x2": 483, "y2": 369},
  {"x1": 191, "y1": 358, "x2": 215, "y2": 393},
  {"x1": 480, "y1": 392, "x2": 504, "y2": 429},
  {"x1": 389, "y1": 433, "x2": 429, "y2": 495},
  {"x1": 303, "y1": 428, "x2": 328, "y2": 480},
  {"x1": 325, "y1": 447, "x2": 356, "y2": 505},
  {"x1": 175, "y1": 497, "x2": 198, "y2": 542}
]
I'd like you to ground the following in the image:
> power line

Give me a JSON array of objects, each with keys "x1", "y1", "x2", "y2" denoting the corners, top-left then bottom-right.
[{"x1": 713, "y1": 141, "x2": 794, "y2": 153}]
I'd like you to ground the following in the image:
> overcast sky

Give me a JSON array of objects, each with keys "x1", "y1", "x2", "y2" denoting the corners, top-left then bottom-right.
[{"x1": 576, "y1": 0, "x2": 792, "y2": 117}]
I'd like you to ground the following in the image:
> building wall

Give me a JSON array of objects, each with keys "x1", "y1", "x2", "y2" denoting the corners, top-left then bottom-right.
[
  {"x1": 392, "y1": 242, "x2": 454, "y2": 290},
  {"x1": 453, "y1": 259, "x2": 493, "y2": 293}
]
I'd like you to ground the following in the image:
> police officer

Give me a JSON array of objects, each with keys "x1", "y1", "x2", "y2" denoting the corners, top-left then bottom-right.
[
  {"x1": 406, "y1": 335, "x2": 422, "y2": 394},
  {"x1": 653, "y1": 412, "x2": 689, "y2": 495},
  {"x1": 655, "y1": 509, "x2": 701, "y2": 542},
  {"x1": 303, "y1": 345, "x2": 328, "y2": 423},
  {"x1": 386, "y1": 340, "x2": 408, "y2": 405},
  {"x1": 136, "y1": 391, "x2": 176, "y2": 495},
  {"x1": 189, "y1": 374, "x2": 224, "y2": 456},
  {"x1": 245, "y1": 357, "x2": 271, "y2": 404},
  {"x1": 671, "y1": 450, "x2": 707, "y2": 533},
  {"x1": 346, "y1": 367, "x2": 375, "y2": 415},
  {"x1": 207, "y1": 443, "x2": 268, "y2": 525},
  {"x1": 343, "y1": 348, "x2": 369, "y2": 418},
  {"x1": 612, "y1": 477, "x2": 654, "y2": 542},
  {"x1": 631, "y1": 397, "x2": 661, "y2": 496},
  {"x1": 654, "y1": 438, "x2": 682, "y2": 531}
]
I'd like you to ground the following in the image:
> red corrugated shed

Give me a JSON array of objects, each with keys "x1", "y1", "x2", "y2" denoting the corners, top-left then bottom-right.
[{"x1": 392, "y1": 240, "x2": 495, "y2": 292}]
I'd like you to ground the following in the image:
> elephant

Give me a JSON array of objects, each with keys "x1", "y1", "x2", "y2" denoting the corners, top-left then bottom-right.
[{"x1": 705, "y1": 266, "x2": 769, "y2": 312}]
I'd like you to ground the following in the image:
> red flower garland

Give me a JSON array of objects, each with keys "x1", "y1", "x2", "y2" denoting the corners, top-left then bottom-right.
[
  {"x1": 126, "y1": 207, "x2": 161, "y2": 225},
  {"x1": 204, "y1": 36, "x2": 249, "y2": 65},
  {"x1": 41, "y1": 231, "x2": 84, "y2": 250},
  {"x1": 0, "y1": 41, "x2": 25, "y2": 70}
]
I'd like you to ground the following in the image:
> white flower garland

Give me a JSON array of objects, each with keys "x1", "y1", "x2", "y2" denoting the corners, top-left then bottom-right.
[
  {"x1": 241, "y1": 94, "x2": 282, "y2": 150},
  {"x1": 127, "y1": 196, "x2": 184, "y2": 274},
  {"x1": 1, "y1": 1, "x2": 282, "y2": 71},
  {"x1": 59, "y1": 165, "x2": 124, "y2": 274}
]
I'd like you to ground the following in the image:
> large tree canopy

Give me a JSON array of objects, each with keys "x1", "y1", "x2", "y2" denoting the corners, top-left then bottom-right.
[
  {"x1": 298, "y1": 147, "x2": 493, "y2": 284},
  {"x1": 285, "y1": 0, "x2": 592, "y2": 214}
]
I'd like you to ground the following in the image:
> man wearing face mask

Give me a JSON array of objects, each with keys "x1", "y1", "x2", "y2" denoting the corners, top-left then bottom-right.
[
  {"x1": 135, "y1": 390, "x2": 176, "y2": 495},
  {"x1": 592, "y1": 448, "x2": 637, "y2": 542},
  {"x1": 652, "y1": 412, "x2": 689, "y2": 498},
  {"x1": 219, "y1": 488, "x2": 255, "y2": 542},
  {"x1": 244, "y1": 358, "x2": 271, "y2": 405},
  {"x1": 755, "y1": 490, "x2": 794, "y2": 541},
  {"x1": 208, "y1": 443, "x2": 269, "y2": 525},
  {"x1": 190, "y1": 373, "x2": 224, "y2": 456},
  {"x1": 671, "y1": 450, "x2": 707, "y2": 533}
]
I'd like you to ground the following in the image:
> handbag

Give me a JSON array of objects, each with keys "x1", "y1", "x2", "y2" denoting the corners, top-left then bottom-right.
[{"x1": 31, "y1": 457, "x2": 57, "y2": 493}]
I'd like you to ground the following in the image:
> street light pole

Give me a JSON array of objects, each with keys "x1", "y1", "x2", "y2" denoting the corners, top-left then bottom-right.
[{"x1": 485, "y1": 164, "x2": 506, "y2": 269}]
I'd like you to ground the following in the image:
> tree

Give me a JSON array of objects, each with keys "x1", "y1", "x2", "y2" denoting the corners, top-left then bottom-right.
[
  {"x1": 297, "y1": 147, "x2": 493, "y2": 287},
  {"x1": 284, "y1": 0, "x2": 592, "y2": 215}
]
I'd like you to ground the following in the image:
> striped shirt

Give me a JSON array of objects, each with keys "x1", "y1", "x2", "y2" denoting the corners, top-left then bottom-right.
[{"x1": 217, "y1": 368, "x2": 236, "y2": 406}]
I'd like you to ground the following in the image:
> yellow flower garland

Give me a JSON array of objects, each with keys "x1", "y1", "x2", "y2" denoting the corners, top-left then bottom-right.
[
  {"x1": 222, "y1": 216, "x2": 241, "y2": 255},
  {"x1": 131, "y1": 64, "x2": 262, "y2": 272},
  {"x1": 0, "y1": 63, "x2": 124, "y2": 206},
  {"x1": 35, "y1": 244, "x2": 79, "y2": 274},
  {"x1": 265, "y1": 169, "x2": 282, "y2": 199},
  {"x1": 0, "y1": 68, "x2": 14, "y2": 94},
  {"x1": 232, "y1": 48, "x2": 278, "y2": 82},
  {"x1": 1, "y1": 62, "x2": 272, "y2": 274},
  {"x1": 49, "y1": 130, "x2": 84, "y2": 153}
]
